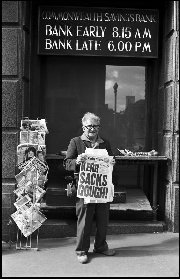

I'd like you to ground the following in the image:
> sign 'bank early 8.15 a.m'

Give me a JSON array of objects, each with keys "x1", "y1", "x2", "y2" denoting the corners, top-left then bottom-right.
[{"x1": 38, "y1": 6, "x2": 159, "y2": 58}]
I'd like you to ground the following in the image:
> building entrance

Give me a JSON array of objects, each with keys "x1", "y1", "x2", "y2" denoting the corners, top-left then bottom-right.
[{"x1": 31, "y1": 55, "x2": 157, "y2": 221}]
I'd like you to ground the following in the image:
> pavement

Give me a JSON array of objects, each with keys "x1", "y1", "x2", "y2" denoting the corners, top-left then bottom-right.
[{"x1": 2, "y1": 232, "x2": 179, "y2": 277}]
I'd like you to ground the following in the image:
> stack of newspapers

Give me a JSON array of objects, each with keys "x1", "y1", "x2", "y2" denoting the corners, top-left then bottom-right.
[{"x1": 11, "y1": 118, "x2": 49, "y2": 237}]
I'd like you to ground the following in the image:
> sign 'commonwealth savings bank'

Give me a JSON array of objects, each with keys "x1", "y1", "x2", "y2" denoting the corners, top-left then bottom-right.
[{"x1": 38, "y1": 6, "x2": 159, "y2": 58}]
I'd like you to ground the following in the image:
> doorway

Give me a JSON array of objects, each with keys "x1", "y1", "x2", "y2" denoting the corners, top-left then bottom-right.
[
  {"x1": 35, "y1": 57, "x2": 146, "y2": 157},
  {"x1": 38, "y1": 56, "x2": 105, "y2": 154},
  {"x1": 32, "y1": 56, "x2": 149, "y2": 212}
]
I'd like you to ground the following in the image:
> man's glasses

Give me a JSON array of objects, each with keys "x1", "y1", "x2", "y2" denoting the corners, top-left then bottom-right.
[{"x1": 84, "y1": 125, "x2": 100, "y2": 129}]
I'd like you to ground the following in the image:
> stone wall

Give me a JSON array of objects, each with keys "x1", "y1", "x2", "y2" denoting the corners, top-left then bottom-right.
[
  {"x1": 158, "y1": 1, "x2": 179, "y2": 232},
  {"x1": 2, "y1": 1, "x2": 30, "y2": 241}
]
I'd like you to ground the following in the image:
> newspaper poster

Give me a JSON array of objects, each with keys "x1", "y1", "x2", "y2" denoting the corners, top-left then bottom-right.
[{"x1": 77, "y1": 149, "x2": 114, "y2": 203}]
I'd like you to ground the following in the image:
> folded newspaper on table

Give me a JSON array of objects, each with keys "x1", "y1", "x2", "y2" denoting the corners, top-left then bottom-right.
[{"x1": 77, "y1": 148, "x2": 114, "y2": 204}]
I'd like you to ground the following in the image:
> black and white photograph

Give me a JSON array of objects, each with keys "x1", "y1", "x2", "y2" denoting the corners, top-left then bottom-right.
[{"x1": 2, "y1": 1, "x2": 179, "y2": 277}]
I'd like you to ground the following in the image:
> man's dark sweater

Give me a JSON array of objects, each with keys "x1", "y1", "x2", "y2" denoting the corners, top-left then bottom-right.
[{"x1": 64, "y1": 135, "x2": 113, "y2": 176}]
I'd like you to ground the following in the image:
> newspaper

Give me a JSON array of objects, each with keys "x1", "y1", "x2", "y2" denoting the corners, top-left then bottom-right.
[
  {"x1": 13, "y1": 187, "x2": 25, "y2": 198},
  {"x1": 77, "y1": 148, "x2": 114, "y2": 203},
  {"x1": 32, "y1": 157, "x2": 49, "y2": 175},
  {"x1": 11, "y1": 205, "x2": 47, "y2": 237},
  {"x1": 16, "y1": 157, "x2": 48, "y2": 183},
  {"x1": 12, "y1": 118, "x2": 48, "y2": 238},
  {"x1": 15, "y1": 162, "x2": 38, "y2": 185},
  {"x1": 14, "y1": 195, "x2": 32, "y2": 210},
  {"x1": 37, "y1": 174, "x2": 48, "y2": 187},
  {"x1": 34, "y1": 186, "x2": 46, "y2": 202}
]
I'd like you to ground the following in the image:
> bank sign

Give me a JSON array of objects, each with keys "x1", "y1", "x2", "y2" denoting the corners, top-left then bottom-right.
[{"x1": 38, "y1": 6, "x2": 159, "y2": 58}]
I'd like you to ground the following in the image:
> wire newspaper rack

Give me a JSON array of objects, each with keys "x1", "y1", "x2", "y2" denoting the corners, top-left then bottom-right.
[
  {"x1": 11, "y1": 117, "x2": 49, "y2": 251},
  {"x1": 16, "y1": 229, "x2": 40, "y2": 251}
]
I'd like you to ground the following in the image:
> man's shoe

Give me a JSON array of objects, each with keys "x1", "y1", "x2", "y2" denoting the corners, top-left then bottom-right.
[
  {"x1": 77, "y1": 253, "x2": 88, "y2": 264},
  {"x1": 93, "y1": 249, "x2": 116, "y2": 256}
]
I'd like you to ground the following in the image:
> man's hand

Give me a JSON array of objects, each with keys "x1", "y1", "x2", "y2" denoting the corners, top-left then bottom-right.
[{"x1": 76, "y1": 154, "x2": 88, "y2": 165}]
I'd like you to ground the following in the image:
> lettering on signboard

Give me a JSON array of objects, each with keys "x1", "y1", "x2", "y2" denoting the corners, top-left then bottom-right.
[{"x1": 38, "y1": 7, "x2": 159, "y2": 57}]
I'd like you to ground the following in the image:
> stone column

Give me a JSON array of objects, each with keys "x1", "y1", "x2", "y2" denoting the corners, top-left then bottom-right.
[
  {"x1": 158, "y1": 1, "x2": 179, "y2": 232},
  {"x1": 2, "y1": 1, "x2": 31, "y2": 241}
]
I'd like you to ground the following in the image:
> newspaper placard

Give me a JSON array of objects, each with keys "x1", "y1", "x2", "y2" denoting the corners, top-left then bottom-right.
[{"x1": 77, "y1": 149, "x2": 114, "y2": 203}]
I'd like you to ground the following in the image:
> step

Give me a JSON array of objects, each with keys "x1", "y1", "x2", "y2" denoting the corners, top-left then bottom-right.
[
  {"x1": 39, "y1": 219, "x2": 166, "y2": 239},
  {"x1": 41, "y1": 207, "x2": 154, "y2": 221},
  {"x1": 40, "y1": 188, "x2": 154, "y2": 221}
]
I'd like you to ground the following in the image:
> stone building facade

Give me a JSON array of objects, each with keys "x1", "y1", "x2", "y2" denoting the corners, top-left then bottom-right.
[{"x1": 2, "y1": 1, "x2": 179, "y2": 241}]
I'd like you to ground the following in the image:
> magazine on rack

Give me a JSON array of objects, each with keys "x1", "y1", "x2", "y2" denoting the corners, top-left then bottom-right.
[
  {"x1": 20, "y1": 119, "x2": 48, "y2": 134},
  {"x1": 11, "y1": 205, "x2": 47, "y2": 237},
  {"x1": 20, "y1": 131, "x2": 46, "y2": 145},
  {"x1": 34, "y1": 186, "x2": 46, "y2": 202},
  {"x1": 15, "y1": 161, "x2": 39, "y2": 185},
  {"x1": 32, "y1": 157, "x2": 48, "y2": 174},
  {"x1": 20, "y1": 131, "x2": 29, "y2": 144},
  {"x1": 14, "y1": 194, "x2": 32, "y2": 210},
  {"x1": 17, "y1": 143, "x2": 39, "y2": 165},
  {"x1": 13, "y1": 187, "x2": 25, "y2": 198},
  {"x1": 16, "y1": 156, "x2": 48, "y2": 180}
]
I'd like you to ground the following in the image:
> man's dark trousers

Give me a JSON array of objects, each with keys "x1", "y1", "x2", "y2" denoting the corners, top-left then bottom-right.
[{"x1": 75, "y1": 198, "x2": 110, "y2": 254}]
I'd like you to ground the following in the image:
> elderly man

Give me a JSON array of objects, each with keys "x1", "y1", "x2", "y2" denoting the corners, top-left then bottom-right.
[{"x1": 64, "y1": 112, "x2": 115, "y2": 264}]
